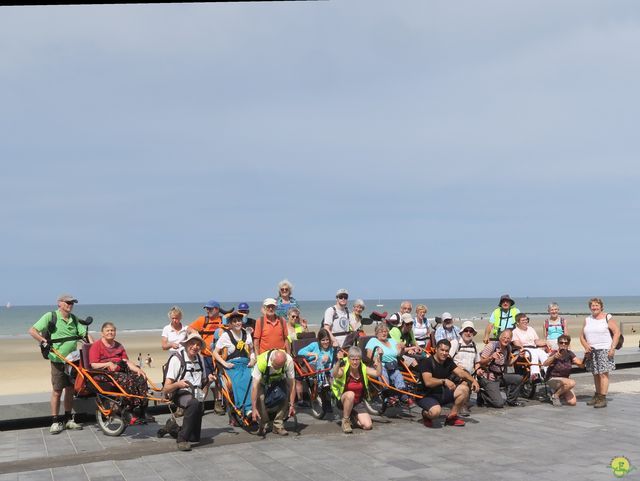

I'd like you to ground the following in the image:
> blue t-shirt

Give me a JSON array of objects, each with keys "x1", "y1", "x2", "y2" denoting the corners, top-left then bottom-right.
[
  {"x1": 297, "y1": 341, "x2": 334, "y2": 370},
  {"x1": 365, "y1": 337, "x2": 399, "y2": 363},
  {"x1": 276, "y1": 296, "x2": 299, "y2": 319}
]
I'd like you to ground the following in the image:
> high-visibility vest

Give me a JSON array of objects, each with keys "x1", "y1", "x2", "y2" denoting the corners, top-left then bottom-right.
[{"x1": 331, "y1": 359, "x2": 369, "y2": 400}]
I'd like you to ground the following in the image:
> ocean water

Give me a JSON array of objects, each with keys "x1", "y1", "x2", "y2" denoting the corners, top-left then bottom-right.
[{"x1": 2, "y1": 296, "x2": 640, "y2": 338}]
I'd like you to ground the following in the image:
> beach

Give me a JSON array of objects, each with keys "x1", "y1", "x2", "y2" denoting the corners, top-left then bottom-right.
[{"x1": 5, "y1": 315, "x2": 640, "y2": 396}]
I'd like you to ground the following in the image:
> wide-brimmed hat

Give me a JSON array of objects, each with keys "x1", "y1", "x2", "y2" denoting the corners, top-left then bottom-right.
[
  {"x1": 499, "y1": 294, "x2": 515, "y2": 306},
  {"x1": 181, "y1": 332, "x2": 205, "y2": 349},
  {"x1": 460, "y1": 320, "x2": 477, "y2": 334},
  {"x1": 226, "y1": 311, "x2": 244, "y2": 321}
]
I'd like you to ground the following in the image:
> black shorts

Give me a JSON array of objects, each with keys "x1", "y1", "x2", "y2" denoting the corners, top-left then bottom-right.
[{"x1": 416, "y1": 388, "x2": 455, "y2": 411}]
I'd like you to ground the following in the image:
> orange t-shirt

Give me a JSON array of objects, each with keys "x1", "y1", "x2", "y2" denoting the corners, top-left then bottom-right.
[
  {"x1": 190, "y1": 315, "x2": 222, "y2": 356},
  {"x1": 253, "y1": 316, "x2": 287, "y2": 354}
]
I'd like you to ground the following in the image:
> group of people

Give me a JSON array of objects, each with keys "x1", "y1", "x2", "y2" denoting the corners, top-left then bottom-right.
[{"x1": 29, "y1": 285, "x2": 622, "y2": 450}]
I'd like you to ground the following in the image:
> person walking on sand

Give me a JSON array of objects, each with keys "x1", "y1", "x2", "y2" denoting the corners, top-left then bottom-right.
[
  {"x1": 137, "y1": 353, "x2": 143, "y2": 369},
  {"x1": 145, "y1": 354, "x2": 153, "y2": 368},
  {"x1": 28, "y1": 294, "x2": 94, "y2": 434}
]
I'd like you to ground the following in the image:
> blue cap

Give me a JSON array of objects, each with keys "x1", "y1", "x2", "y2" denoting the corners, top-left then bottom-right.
[
  {"x1": 237, "y1": 302, "x2": 250, "y2": 311},
  {"x1": 203, "y1": 300, "x2": 220, "y2": 309}
]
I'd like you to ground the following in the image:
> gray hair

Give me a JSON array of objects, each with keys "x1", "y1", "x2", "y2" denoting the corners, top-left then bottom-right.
[
  {"x1": 353, "y1": 299, "x2": 366, "y2": 308},
  {"x1": 278, "y1": 279, "x2": 294, "y2": 291},
  {"x1": 168, "y1": 306, "x2": 182, "y2": 319},
  {"x1": 375, "y1": 323, "x2": 389, "y2": 335},
  {"x1": 287, "y1": 307, "x2": 301, "y2": 318},
  {"x1": 547, "y1": 302, "x2": 559, "y2": 311},
  {"x1": 348, "y1": 346, "x2": 362, "y2": 359}
]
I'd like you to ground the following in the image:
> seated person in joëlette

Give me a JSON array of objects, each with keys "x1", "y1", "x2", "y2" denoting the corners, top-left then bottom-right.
[
  {"x1": 89, "y1": 322, "x2": 151, "y2": 424},
  {"x1": 542, "y1": 334, "x2": 584, "y2": 407}
]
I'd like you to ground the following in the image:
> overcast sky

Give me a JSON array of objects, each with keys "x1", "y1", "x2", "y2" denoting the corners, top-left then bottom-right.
[{"x1": 1, "y1": 0, "x2": 639, "y2": 305}]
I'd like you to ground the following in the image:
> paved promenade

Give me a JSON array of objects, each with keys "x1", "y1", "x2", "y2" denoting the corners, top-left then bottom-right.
[{"x1": 1, "y1": 369, "x2": 639, "y2": 481}]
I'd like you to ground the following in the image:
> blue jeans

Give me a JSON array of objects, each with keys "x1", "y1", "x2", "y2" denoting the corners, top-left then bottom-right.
[{"x1": 382, "y1": 367, "x2": 407, "y2": 400}]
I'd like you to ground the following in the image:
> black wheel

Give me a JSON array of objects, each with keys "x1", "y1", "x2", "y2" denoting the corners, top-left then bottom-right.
[
  {"x1": 520, "y1": 380, "x2": 535, "y2": 399},
  {"x1": 308, "y1": 381, "x2": 326, "y2": 419},
  {"x1": 96, "y1": 407, "x2": 127, "y2": 436}
]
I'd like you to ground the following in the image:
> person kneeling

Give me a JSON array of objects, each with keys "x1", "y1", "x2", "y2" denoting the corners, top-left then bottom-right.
[
  {"x1": 163, "y1": 333, "x2": 214, "y2": 451},
  {"x1": 542, "y1": 334, "x2": 584, "y2": 407},
  {"x1": 417, "y1": 339, "x2": 479, "y2": 428},
  {"x1": 332, "y1": 346, "x2": 382, "y2": 433},
  {"x1": 251, "y1": 349, "x2": 296, "y2": 436}
]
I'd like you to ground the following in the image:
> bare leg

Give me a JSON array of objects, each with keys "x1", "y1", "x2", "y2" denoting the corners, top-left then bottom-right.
[
  {"x1": 451, "y1": 384, "x2": 469, "y2": 417},
  {"x1": 340, "y1": 391, "x2": 355, "y2": 417},
  {"x1": 355, "y1": 412, "x2": 372, "y2": 430},
  {"x1": 51, "y1": 389, "x2": 62, "y2": 416},
  {"x1": 63, "y1": 386, "x2": 74, "y2": 413}
]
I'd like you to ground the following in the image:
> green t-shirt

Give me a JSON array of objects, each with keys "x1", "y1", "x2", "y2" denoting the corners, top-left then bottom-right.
[
  {"x1": 32, "y1": 309, "x2": 87, "y2": 363},
  {"x1": 389, "y1": 326, "x2": 416, "y2": 346}
]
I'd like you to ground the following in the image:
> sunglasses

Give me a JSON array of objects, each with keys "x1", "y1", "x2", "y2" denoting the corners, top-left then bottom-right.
[
  {"x1": 558, "y1": 341, "x2": 569, "y2": 345},
  {"x1": 462, "y1": 329, "x2": 475, "y2": 334},
  {"x1": 337, "y1": 295, "x2": 348, "y2": 300},
  {"x1": 280, "y1": 288, "x2": 289, "y2": 292},
  {"x1": 290, "y1": 315, "x2": 299, "y2": 319},
  {"x1": 265, "y1": 305, "x2": 276, "y2": 309}
]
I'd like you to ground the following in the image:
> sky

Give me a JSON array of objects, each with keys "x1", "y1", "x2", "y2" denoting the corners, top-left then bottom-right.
[{"x1": 1, "y1": 0, "x2": 640, "y2": 305}]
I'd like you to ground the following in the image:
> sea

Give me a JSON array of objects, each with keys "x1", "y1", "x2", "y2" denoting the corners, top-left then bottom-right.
[{"x1": 2, "y1": 296, "x2": 640, "y2": 339}]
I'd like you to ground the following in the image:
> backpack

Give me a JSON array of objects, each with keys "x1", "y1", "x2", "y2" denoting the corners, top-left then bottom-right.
[
  {"x1": 162, "y1": 350, "x2": 204, "y2": 390},
  {"x1": 39, "y1": 311, "x2": 83, "y2": 360},
  {"x1": 324, "y1": 306, "x2": 351, "y2": 335},
  {"x1": 606, "y1": 314, "x2": 624, "y2": 350},
  {"x1": 544, "y1": 317, "x2": 566, "y2": 337}
]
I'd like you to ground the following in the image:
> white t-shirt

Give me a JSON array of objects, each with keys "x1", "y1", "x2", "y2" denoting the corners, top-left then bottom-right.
[
  {"x1": 215, "y1": 329, "x2": 254, "y2": 356},
  {"x1": 165, "y1": 348, "x2": 204, "y2": 388},
  {"x1": 323, "y1": 305, "x2": 350, "y2": 336},
  {"x1": 162, "y1": 323, "x2": 189, "y2": 354}
]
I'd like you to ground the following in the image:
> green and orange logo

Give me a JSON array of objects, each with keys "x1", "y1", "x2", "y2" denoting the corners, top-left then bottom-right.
[{"x1": 610, "y1": 457, "x2": 636, "y2": 478}]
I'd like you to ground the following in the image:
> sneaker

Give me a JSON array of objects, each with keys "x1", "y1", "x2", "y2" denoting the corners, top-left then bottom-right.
[
  {"x1": 296, "y1": 400, "x2": 311, "y2": 408},
  {"x1": 65, "y1": 419, "x2": 83, "y2": 430},
  {"x1": 387, "y1": 396, "x2": 399, "y2": 406},
  {"x1": 551, "y1": 395, "x2": 562, "y2": 407},
  {"x1": 214, "y1": 400, "x2": 225, "y2": 415},
  {"x1": 177, "y1": 441, "x2": 192, "y2": 452},
  {"x1": 422, "y1": 418, "x2": 433, "y2": 428},
  {"x1": 406, "y1": 398, "x2": 416, "y2": 408},
  {"x1": 341, "y1": 417, "x2": 353, "y2": 434},
  {"x1": 257, "y1": 426, "x2": 266, "y2": 437},
  {"x1": 272, "y1": 427, "x2": 289, "y2": 436},
  {"x1": 49, "y1": 421, "x2": 64, "y2": 435},
  {"x1": 445, "y1": 415, "x2": 465, "y2": 427}
]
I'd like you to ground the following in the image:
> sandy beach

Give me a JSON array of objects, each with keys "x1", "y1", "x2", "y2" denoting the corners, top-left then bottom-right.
[{"x1": 4, "y1": 316, "x2": 639, "y2": 396}]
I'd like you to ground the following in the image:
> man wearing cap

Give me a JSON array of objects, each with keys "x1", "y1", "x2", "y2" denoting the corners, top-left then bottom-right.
[
  {"x1": 163, "y1": 333, "x2": 215, "y2": 451},
  {"x1": 29, "y1": 294, "x2": 94, "y2": 435},
  {"x1": 483, "y1": 295, "x2": 520, "y2": 344},
  {"x1": 251, "y1": 349, "x2": 296, "y2": 436},
  {"x1": 323, "y1": 289, "x2": 351, "y2": 347},
  {"x1": 237, "y1": 302, "x2": 256, "y2": 332},
  {"x1": 387, "y1": 301, "x2": 413, "y2": 328},
  {"x1": 188, "y1": 300, "x2": 224, "y2": 414},
  {"x1": 254, "y1": 298, "x2": 288, "y2": 355},
  {"x1": 435, "y1": 313, "x2": 461, "y2": 348},
  {"x1": 450, "y1": 321, "x2": 481, "y2": 416}
]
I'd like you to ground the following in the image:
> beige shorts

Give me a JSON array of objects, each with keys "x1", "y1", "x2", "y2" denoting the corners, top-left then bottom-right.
[{"x1": 547, "y1": 377, "x2": 574, "y2": 395}]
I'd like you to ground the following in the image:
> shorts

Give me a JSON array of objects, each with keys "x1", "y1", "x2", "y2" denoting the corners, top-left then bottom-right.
[
  {"x1": 416, "y1": 388, "x2": 455, "y2": 411},
  {"x1": 336, "y1": 399, "x2": 367, "y2": 415},
  {"x1": 547, "y1": 377, "x2": 574, "y2": 395},
  {"x1": 51, "y1": 361, "x2": 72, "y2": 391}
]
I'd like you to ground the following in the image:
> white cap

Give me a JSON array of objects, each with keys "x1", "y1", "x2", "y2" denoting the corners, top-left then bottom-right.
[
  {"x1": 400, "y1": 313, "x2": 414, "y2": 324},
  {"x1": 442, "y1": 312, "x2": 453, "y2": 322},
  {"x1": 263, "y1": 298, "x2": 277, "y2": 307},
  {"x1": 336, "y1": 288, "x2": 349, "y2": 297}
]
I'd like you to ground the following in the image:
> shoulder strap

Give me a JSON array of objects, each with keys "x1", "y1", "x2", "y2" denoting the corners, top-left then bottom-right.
[
  {"x1": 561, "y1": 317, "x2": 566, "y2": 332},
  {"x1": 332, "y1": 306, "x2": 338, "y2": 321},
  {"x1": 544, "y1": 318, "x2": 549, "y2": 333},
  {"x1": 47, "y1": 311, "x2": 57, "y2": 336}
]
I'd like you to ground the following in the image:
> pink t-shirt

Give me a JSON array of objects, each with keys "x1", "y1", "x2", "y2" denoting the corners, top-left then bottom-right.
[{"x1": 512, "y1": 326, "x2": 539, "y2": 347}]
